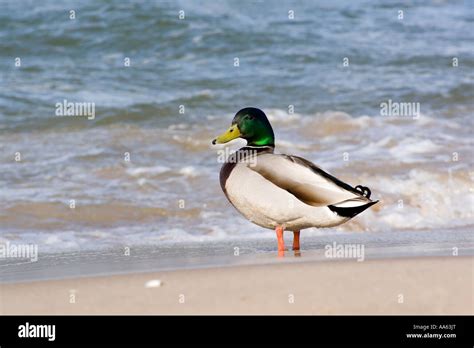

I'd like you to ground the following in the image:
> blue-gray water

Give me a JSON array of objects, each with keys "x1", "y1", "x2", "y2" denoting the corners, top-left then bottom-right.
[{"x1": 0, "y1": 1, "x2": 473, "y2": 280}]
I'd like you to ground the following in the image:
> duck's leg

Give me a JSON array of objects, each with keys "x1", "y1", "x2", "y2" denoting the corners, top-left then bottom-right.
[
  {"x1": 275, "y1": 225, "x2": 285, "y2": 252},
  {"x1": 292, "y1": 230, "x2": 300, "y2": 251}
]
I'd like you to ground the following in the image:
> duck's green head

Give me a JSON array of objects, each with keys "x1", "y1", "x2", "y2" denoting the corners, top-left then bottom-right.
[{"x1": 212, "y1": 107, "x2": 275, "y2": 147}]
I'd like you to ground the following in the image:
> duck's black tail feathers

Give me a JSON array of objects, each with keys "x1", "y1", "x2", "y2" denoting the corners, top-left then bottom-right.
[
  {"x1": 327, "y1": 184, "x2": 376, "y2": 219},
  {"x1": 328, "y1": 200, "x2": 378, "y2": 218},
  {"x1": 328, "y1": 185, "x2": 378, "y2": 218}
]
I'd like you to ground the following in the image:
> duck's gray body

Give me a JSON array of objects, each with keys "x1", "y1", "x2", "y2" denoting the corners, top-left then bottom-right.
[{"x1": 220, "y1": 147, "x2": 377, "y2": 231}]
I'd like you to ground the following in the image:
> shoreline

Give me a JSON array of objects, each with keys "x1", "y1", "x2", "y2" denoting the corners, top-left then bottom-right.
[
  {"x1": 2, "y1": 227, "x2": 472, "y2": 284},
  {"x1": 1, "y1": 255, "x2": 472, "y2": 315}
]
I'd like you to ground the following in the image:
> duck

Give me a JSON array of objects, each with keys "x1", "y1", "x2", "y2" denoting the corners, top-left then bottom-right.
[{"x1": 212, "y1": 107, "x2": 378, "y2": 253}]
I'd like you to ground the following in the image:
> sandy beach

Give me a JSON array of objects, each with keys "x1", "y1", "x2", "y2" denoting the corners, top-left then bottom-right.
[{"x1": 1, "y1": 256, "x2": 472, "y2": 315}]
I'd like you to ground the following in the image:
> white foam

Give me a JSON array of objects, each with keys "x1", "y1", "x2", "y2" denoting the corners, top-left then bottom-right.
[
  {"x1": 126, "y1": 166, "x2": 171, "y2": 176},
  {"x1": 200, "y1": 211, "x2": 223, "y2": 219},
  {"x1": 145, "y1": 279, "x2": 162, "y2": 288},
  {"x1": 44, "y1": 235, "x2": 62, "y2": 245},
  {"x1": 265, "y1": 108, "x2": 302, "y2": 123},
  {"x1": 179, "y1": 166, "x2": 199, "y2": 178},
  {"x1": 364, "y1": 169, "x2": 474, "y2": 230},
  {"x1": 388, "y1": 138, "x2": 442, "y2": 159}
]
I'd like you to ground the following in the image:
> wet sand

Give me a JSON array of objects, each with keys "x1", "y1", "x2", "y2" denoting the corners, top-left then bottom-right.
[{"x1": 1, "y1": 256, "x2": 472, "y2": 315}]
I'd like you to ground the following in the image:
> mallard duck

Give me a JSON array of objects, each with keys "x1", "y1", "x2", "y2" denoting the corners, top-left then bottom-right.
[{"x1": 212, "y1": 107, "x2": 378, "y2": 253}]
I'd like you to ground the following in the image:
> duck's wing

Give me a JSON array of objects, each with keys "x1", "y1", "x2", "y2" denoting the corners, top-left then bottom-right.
[{"x1": 249, "y1": 153, "x2": 371, "y2": 207}]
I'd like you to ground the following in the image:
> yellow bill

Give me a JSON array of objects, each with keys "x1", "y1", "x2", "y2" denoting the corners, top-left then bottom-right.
[{"x1": 212, "y1": 124, "x2": 241, "y2": 144}]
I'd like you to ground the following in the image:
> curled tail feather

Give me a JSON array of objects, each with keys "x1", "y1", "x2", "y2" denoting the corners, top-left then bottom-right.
[{"x1": 355, "y1": 185, "x2": 371, "y2": 198}]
